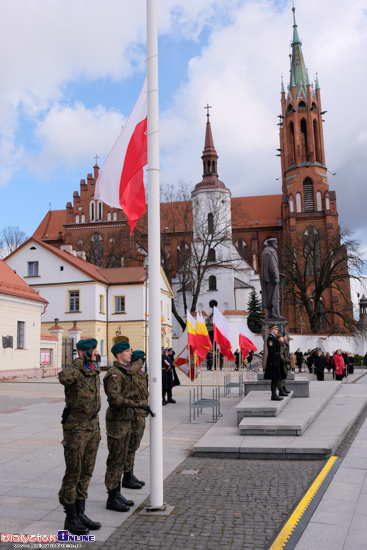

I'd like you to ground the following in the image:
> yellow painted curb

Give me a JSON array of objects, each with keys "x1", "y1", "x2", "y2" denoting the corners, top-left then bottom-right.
[{"x1": 269, "y1": 456, "x2": 338, "y2": 550}]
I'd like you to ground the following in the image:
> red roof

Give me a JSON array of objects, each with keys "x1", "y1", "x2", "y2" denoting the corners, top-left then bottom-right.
[
  {"x1": 98, "y1": 267, "x2": 146, "y2": 284},
  {"x1": 0, "y1": 260, "x2": 48, "y2": 305},
  {"x1": 222, "y1": 310, "x2": 248, "y2": 316},
  {"x1": 32, "y1": 210, "x2": 66, "y2": 241},
  {"x1": 232, "y1": 195, "x2": 282, "y2": 228},
  {"x1": 41, "y1": 335, "x2": 59, "y2": 341},
  {"x1": 6, "y1": 238, "x2": 110, "y2": 284}
]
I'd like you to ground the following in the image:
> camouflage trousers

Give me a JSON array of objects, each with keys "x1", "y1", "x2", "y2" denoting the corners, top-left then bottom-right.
[
  {"x1": 58, "y1": 417, "x2": 101, "y2": 505},
  {"x1": 124, "y1": 415, "x2": 146, "y2": 473},
  {"x1": 277, "y1": 363, "x2": 290, "y2": 389},
  {"x1": 105, "y1": 419, "x2": 131, "y2": 491}
]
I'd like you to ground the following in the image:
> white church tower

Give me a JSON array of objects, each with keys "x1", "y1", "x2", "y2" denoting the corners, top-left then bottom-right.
[{"x1": 171, "y1": 107, "x2": 260, "y2": 338}]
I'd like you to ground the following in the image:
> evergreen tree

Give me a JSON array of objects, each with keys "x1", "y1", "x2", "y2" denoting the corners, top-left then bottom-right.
[{"x1": 247, "y1": 289, "x2": 264, "y2": 334}]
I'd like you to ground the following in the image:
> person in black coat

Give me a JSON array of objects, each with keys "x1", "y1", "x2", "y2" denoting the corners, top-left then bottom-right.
[
  {"x1": 313, "y1": 350, "x2": 326, "y2": 381},
  {"x1": 206, "y1": 350, "x2": 213, "y2": 370},
  {"x1": 295, "y1": 348, "x2": 303, "y2": 372},
  {"x1": 162, "y1": 349, "x2": 175, "y2": 405},
  {"x1": 264, "y1": 325, "x2": 283, "y2": 401}
]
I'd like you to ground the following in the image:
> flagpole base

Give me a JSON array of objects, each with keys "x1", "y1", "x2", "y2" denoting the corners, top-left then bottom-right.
[{"x1": 140, "y1": 503, "x2": 174, "y2": 515}]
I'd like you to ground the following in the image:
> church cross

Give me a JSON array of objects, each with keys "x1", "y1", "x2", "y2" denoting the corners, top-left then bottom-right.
[{"x1": 204, "y1": 103, "x2": 212, "y2": 119}]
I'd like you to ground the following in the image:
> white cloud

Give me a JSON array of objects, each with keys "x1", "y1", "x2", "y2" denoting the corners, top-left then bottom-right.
[
  {"x1": 0, "y1": 0, "x2": 366, "y2": 240},
  {"x1": 28, "y1": 103, "x2": 125, "y2": 176}
]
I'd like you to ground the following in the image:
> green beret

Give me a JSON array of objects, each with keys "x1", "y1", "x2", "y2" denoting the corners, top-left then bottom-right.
[
  {"x1": 111, "y1": 340, "x2": 131, "y2": 355},
  {"x1": 76, "y1": 338, "x2": 98, "y2": 351},
  {"x1": 131, "y1": 350, "x2": 145, "y2": 362}
]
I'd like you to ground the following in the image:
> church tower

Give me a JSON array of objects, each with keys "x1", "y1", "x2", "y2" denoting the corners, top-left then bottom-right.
[{"x1": 279, "y1": 7, "x2": 351, "y2": 333}]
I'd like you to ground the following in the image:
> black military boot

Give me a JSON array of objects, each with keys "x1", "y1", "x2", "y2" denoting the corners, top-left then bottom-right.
[
  {"x1": 106, "y1": 487, "x2": 130, "y2": 512},
  {"x1": 278, "y1": 388, "x2": 288, "y2": 397},
  {"x1": 131, "y1": 470, "x2": 145, "y2": 487},
  {"x1": 283, "y1": 386, "x2": 291, "y2": 394},
  {"x1": 122, "y1": 471, "x2": 142, "y2": 489},
  {"x1": 75, "y1": 499, "x2": 101, "y2": 530},
  {"x1": 271, "y1": 381, "x2": 283, "y2": 401},
  {"x1": 117, "y1": 482, "x2": 134, "y2": 507},
  {"x1": 64, "y1": 503, "x2": 89, "y2": 535}
]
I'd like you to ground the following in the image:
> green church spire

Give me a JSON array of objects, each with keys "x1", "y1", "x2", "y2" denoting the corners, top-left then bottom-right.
[{"x1": 290, "y1": 7, "x2": 308, "y2": 94}]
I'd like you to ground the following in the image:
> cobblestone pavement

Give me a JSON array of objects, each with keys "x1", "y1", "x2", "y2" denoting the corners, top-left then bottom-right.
[
  {"x1": 91, "y1": 404, "x2": 367, "y2": 550},
  {"x1": 92, "y1": 458, "x2": 324, "y2": 550}
]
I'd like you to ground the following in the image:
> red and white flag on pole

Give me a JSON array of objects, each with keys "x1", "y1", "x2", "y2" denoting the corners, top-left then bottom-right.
[
  {"x1": 239, "y1": 322, "x2": 257, "y2": 359},
  {"x1": 213, "y1": 306, "x2": 235, "y2": 361},
  {"x1": 95, "y1": 78, "x2": 147, "y2": 234},
  {"x1": 173, "y1": 346, "x2": 199, "y2": 381}
]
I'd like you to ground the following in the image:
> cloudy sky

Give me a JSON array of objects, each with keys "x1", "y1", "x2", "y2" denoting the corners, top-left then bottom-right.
[{"x1": 0, "y1": 0, "x2": 367, "y2": 257}]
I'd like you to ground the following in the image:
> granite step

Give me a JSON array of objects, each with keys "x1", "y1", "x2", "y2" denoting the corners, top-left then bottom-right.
[
  {"x1": 239, "y1": 382, "x2": 340, "y2": 435},
  {"x1": 236, "y1": 390, "x2": 294, "y2": 423},
  {"x1": 244, "y1": 376, "x2": 309, "y2": 398}
]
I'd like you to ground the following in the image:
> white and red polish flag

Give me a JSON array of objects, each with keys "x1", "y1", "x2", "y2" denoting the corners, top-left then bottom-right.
[
  {"x1": 95, "y1": 78, "x2": 147, "y2": 234},
  {"x1": 213, "y1": 306, "x2": 235, "y2": 361},
  {"x1": 239, "y1": 322, "x2": 257, "y2": 359}
]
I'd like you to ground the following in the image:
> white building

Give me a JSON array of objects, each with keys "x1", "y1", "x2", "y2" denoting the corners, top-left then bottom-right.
[
  {"x1": 6, "y1": 238, "x2": 173, "y2": 365},
  {"x1": 0, "y1": 259, "x2": 49, "y2": 380}
]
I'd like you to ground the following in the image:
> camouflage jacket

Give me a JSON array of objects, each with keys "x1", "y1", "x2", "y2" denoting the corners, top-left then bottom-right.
[
  {"x1": 130, "y1": 358, "x2": 149, "y2": 417},
  {"x1": 58, "y1": 357, "x2": 101, "y2": 416},
  {"x1": 104, "y1": 361, "x2": 140, "y2": 421}
]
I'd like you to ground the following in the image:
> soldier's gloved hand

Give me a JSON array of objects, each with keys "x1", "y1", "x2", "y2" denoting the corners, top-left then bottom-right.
[{"x1": 139, "y1": 404, "x2": 150, "y2": 411}]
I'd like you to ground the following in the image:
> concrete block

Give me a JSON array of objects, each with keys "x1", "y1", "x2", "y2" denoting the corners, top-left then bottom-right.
[
  {"x1": 243, "y1": 377, "x2": 310, "y2": 398},
  {"x1": 236, "y1": 391, "x2": 292, "y2": 423}
]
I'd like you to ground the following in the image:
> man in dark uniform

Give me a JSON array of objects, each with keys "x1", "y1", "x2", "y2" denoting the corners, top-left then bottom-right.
[
  {"x1": 264, "y1": 325, "x2": 283, "y2": 401},
  {"x1": 58, "y1": 338, "x2": 101, "y2": 535},
  {"x1": 104, "y1": 341, "x2": 149, "y2": 512},
  {"x1": 295, "y1": 348, "x2": 303, "y2": 372},
  {"x1": 162, "y1": 348, "x2": 175, "y2": 405},
  {"x1": 122, "y1": 350, "x2": 149, "y2": 489}
]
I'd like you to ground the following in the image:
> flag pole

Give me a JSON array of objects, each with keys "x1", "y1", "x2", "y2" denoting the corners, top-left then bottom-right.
[{"x1": 146, "y1": 0, "x2": 164, "y2": 509}]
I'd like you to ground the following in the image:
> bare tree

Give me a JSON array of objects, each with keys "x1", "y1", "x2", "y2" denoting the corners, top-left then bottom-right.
[
  {"x1": 161, "y1": 181, "x2": 245, "y2": 331},
  {"x1": 279, "y1": 226, "x2": 367, "y2": 334},
  {"x1": 0, "y1": 226, "x2": 28, "y2": 258}
]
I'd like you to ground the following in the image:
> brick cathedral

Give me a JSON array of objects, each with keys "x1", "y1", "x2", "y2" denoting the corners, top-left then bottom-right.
[{"x1": 33, "y1": 8, "x2": 353, "y2": 335}]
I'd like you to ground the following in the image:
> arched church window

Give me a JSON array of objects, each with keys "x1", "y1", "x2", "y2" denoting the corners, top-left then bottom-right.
[
  {"x1": 75, "y1": 214, "x2": 80, "y2": 223},
  {"x1": 325, "y1": 193, "x2": 330, "y2": 211},
  {"x1": 313, "y1": 119, "x2": 322, "y2": 163},
  {"x1": 113, "y1": 212, "x2": 117, "y2": 221},
  {"x1": 303, "y1": 178, "x2": 314, "y2": 212},
  {"x1": 208, "y1": 213, "x2": 214, "y2": 234},
  {"x1": 298, "y1": 101, "x2": 306, "y2": 109},
  {"x1": 121, "y1": 256, "x2": 125, "y2": 267},
  {"x1": 90, "y1": 233, "x2": 103, "y2": 266},
  {"x1": 107, "y1": 211, "x2": 111, "y2": 221},
  {"x1": 300, "y1": 119, "x2": 309, "y2": 160},
  {"x1": 208, "y1": 248, "x2": 216, "y2": 262},
  {"x1": 209, "y1": 275, "x2": 217, "y2": 291},
  {"x1": 316, "y1": 191, "x2": 322, "y2": 212},
  {"x1": 81, "y1": 214, "x2": 85, "y2": 223},
  {"x1": 97, "y1": 201, "x2": 103, "y2": 221},
  {"x1": 289, "y1": 195, "x2": 294, "y2": 213},
  {"x1": 296, "y1": 192, "x2": 302, "y2": 213},
  {"x1": 90, "y1": 200, "x2": 95, "y2": 221},
  {"x1": 287, "y1": 104, "x2": 294, "y2": 113},
  {"x1": 235, "y1": 239, "x2": 248, "y2": 261},
  {"x1": 289, "y1": 121, "x2": 295, "y2": 165},
  {"x1": 304, "y1": 226, "x2": 320, "y2": 276}
]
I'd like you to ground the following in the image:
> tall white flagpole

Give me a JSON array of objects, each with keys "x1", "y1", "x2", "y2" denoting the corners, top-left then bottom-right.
[{"x1": 147, "y1": 0, "x2": 164, "y2": 508}]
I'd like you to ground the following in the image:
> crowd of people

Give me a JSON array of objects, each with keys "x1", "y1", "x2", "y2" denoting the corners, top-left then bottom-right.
[{"x1": 292, "y1": 347, "x2": 357, "y2": 381}]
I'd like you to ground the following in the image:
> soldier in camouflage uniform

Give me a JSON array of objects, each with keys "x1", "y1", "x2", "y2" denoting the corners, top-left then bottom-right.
[
  {"x1": 58, "y1": 338, "x2": 101, "y2": 536},
  {"x1": 277, "y1": 333, "x2": 291, "y2": 396},
  {"x1": 104, "y1": 341, "x2": 150, "y2": 512},
  {"x1": 122, "y1": 350, "x2": 149, "y2": 489}
]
